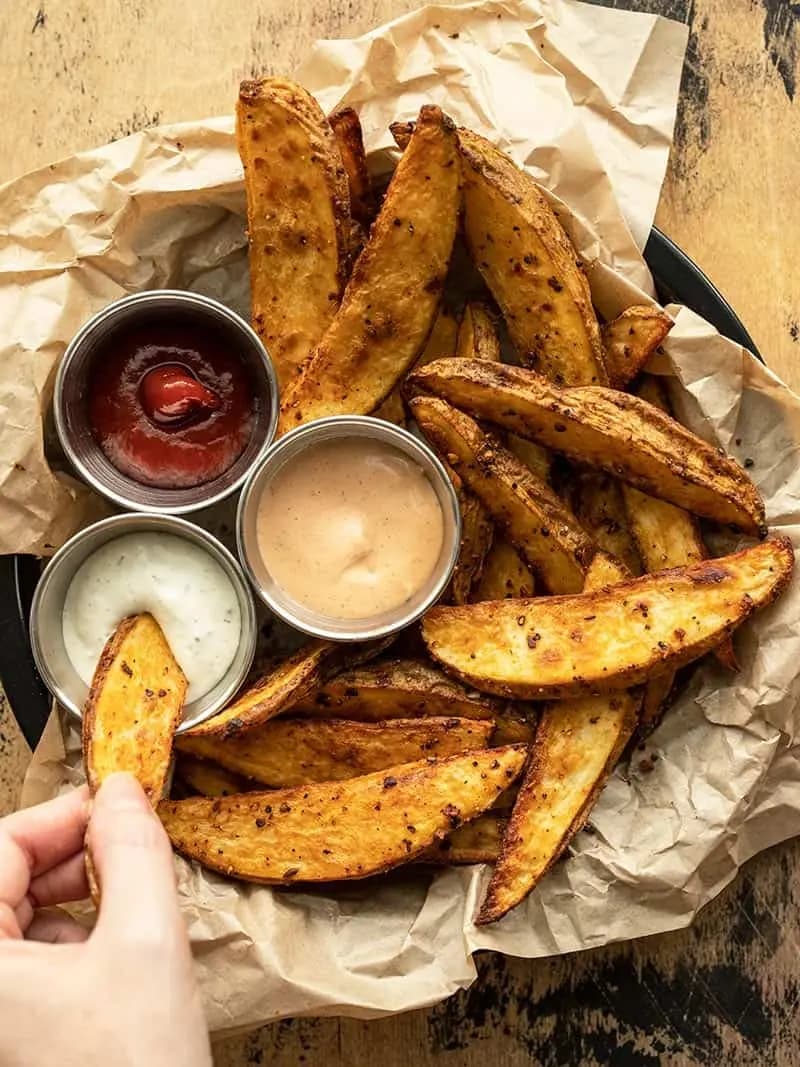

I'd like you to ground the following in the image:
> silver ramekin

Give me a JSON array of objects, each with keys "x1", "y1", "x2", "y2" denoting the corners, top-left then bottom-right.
[
  {"x1": 30, "y1": 513, "x2": 257, "y2": 733},
  {"x1": 236, "y1": 416, "x2": 462, "y2": 641},
  {"x1": 54, "y1": 290, "x2": 279, "y2": 515}
]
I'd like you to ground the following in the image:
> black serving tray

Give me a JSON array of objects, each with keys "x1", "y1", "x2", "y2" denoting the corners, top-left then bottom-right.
[{"x1": 0, "y1": 227, "x2": 762, "y2": 750}]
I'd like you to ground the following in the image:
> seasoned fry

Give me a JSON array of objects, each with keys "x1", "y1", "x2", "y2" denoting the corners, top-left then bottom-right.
[
  {"x1": 568, "y1": 470, "x2": 642, "y2": 576},
  {"x1": 178, "y1": 716, "x2": 494, "y2": 787},
  {"x1": 602, "y1": 305, "x2": 673, "y2": 389},
  {"x1": 458, "y1": 128, "x2": 607, "y2": 386},
  {"x1": 158, "y1": 745, "x2": 528, "y2": 884},
  {"x1": 411, "y1": 396, "x2": 593, "y2": 593},
  {"x1": 175, "y1": 755, "x2": 252, "y2": 798},
  {"x1": 278, "y1": 105, "x2": 459, "y2": 433},
  {"x1": 456, "y1": 302, "x2": 502, "y2": 362},
  {"x1": 184, "y1": 638, "x2": 390, "y2": 740},
  {"x1": 506, "y1": 434, "x2": 552, "y2": 484},
  {"x1": 473, "y1": 536, "x2": 535, "y2": 601},
  {"x1": 421, "y1": 813, "x2": 507, "y2": 864},
  {"x1": 422, "y1": 538, "x2": 793, "y2": 699},
  {"x1": 409, "y1": 359, "x2": 766, "y2": 536},
  {"x1": 83, "y1": 613, "x2": 186, "y2": 799},
  {"x1": 292, "y1": 658, "x2": 502, "y2": 721},
  {"x1": 477, "y1": 553, "x2": 639, "y2": 923},
  {"x1": 237, "y1": 78, "x2": 351, "y2": 388},
  {"x1": 376, "y1": 306, "x2": 459, "y2": 424},
  {"x1": 328, "y1": 106, "x2": 375, "y2": 228},
  {"x1": 450, "y1": 490, "x2": 494, "y2": 604}
]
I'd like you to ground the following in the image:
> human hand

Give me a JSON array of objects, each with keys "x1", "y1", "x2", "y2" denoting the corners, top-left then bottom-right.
[{"x1": 0, "y1": 773, "x2": 211, "y2": 1067}]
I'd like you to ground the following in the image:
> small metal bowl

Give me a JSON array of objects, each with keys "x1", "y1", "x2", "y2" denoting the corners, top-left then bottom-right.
[
  {"x1": 30, "y1": 513, "x2": 257, "y2": 733},
  {"x1": 237, "y1": 416, "x2": 462, "y2": 641},
  {"x1": 54, "y1": 290, "x2": 279, "y2": 515}
]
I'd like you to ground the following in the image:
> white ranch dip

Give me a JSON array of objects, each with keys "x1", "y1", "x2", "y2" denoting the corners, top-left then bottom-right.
[{"x1": 62, "y1": 531, "x2": 241, "y2": 702}]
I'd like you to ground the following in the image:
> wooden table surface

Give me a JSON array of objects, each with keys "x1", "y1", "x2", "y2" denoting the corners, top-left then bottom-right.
[{"x1": 1, "y1": 1, "x2": 798, "y2": 1064}]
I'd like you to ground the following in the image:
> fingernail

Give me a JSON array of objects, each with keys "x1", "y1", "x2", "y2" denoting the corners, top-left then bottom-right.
[{"x1": 96, "y1": 773, "x2": 149, "y2": 814}]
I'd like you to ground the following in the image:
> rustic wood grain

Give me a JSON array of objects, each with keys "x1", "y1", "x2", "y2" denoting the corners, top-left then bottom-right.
[{"x1": 0, "y1": 1, "x2": 798, "y2": 1064}]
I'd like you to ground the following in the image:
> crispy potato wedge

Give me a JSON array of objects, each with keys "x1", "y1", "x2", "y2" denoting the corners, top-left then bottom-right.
[
  {"x1": 237, "y1": 79, "x2": 351, "y2": 388},
  {"x1": 410, "y1": 359, "x2": 766, "y2": 536},
  {"x1": 328, "y1": 106, "x2": 375, "y2": 229},
  {"x1": 602, "y1": 305, "x2": 673, "y2": 389},
  {"x1": 389, "y1": 120, "x2": 414, "y2": 150},
  {"x1": 638, "y1": 670, "x2": 675, "y2": 738},
  {"x1": 83, "y1": 613, "x2": 186, "y2": 799},
  {"x1": 292, "y1": 657, "x2": 502, "y2": 720},
  {"x1": 411, "y1": 396, "x2": 593, "y2": 593},
  {"x1": 175, "y1": 755, "x2": 253, "y2": 798},
  {"x1": 421, "y1": 813, "x2": 507, "y2": 865},
  {"x1": 456, "y1": 302, "x2": 502, "y2": 362},
  {"x1": 277, "y1": 105, "x2": 459, "y2": 434},
  {"x1": 450, "y1": 490, "x2": 494, "y2": 604},
  {"x1": 473, "y1": 536, "x2": 535, "y2": 601},
  {"x1": 422, "y1": 538, "x2": 793, "y2": 699},
  {"x1": 158, "y1": 745, "x2": 528, "y2": 884},
  {"x1": 185, "y1": 639, "x2": 389, "y2": 740},
  {"x1": 178, "y1": 716, "x2": 494, "y2": 787},
  {"x1": 376, "y1": 306, "x2": 459, "y2": 424},
  {"x1": 458, "y1": 128, "x2": 606, "y2": 386},
  {"x1": 477, "y1": 551, "x2": 640, "y2": 923},
  {"x1": 373, "y1": 388, "x2": 407, "y2": 426},
  {"x1": 569, "y1": 470, "x2": 642, "y2": 576},
  {"x1": 506, "y1": 434, "x2": 552, "y2": 484}
]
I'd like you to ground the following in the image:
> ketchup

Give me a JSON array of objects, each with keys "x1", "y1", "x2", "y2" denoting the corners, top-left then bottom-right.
[{"x1": 88, "y1": 317, "x2": 256, "y2": 489}]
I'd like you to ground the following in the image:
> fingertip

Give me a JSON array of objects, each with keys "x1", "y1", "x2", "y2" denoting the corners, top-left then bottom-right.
[{"x1": 94, "y1": 773, "x2": 151, "y2": 814}]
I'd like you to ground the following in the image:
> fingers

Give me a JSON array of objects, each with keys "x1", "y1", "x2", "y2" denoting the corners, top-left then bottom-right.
[
  {"x1": 0, "y1": 902, "x2": 23, "y2": 941},
  {"x1": 1, "y1": 787, "x2": 89, "y2": 885},
  {"x1": 28, "y1": 851, "x2": 89, "y2": 912},
  {"x1": 25, "y1": 909, "x2": 89, "y2": 945},
  {"x1": 88, "y1": 774, "x2": 183, "y2": 947}
]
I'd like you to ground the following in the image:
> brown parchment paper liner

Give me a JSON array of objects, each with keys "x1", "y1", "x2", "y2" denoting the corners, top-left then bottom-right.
[{"x1": 14, "y1": 0, "x2": 799, "y2": 1035}]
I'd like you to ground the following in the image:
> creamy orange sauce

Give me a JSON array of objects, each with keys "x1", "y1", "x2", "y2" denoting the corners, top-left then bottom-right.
[{"x1": 256, "y1": 438, "x2": 445, "y2": 620}]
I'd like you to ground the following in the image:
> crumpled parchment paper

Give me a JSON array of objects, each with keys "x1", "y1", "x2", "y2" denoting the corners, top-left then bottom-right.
[{"x1": 13, "y1": 0, "x2": 800, "y2": 1038}]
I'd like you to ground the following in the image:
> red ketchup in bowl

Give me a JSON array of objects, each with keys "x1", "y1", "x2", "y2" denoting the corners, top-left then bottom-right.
[{"x1": 88, "y1": 319, "x2": 256, "y2": 489}]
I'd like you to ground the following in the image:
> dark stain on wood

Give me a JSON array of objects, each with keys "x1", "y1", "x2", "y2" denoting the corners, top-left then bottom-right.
[
  {"x1": 108, "y1": 107, "x2": 163, "y2": 141},
  {"x1": 760, "y1": 0, "x2": 799, "y2": 101},
  {"x1": 31, "y1": 6, "x2": 46, "y2": 32}
]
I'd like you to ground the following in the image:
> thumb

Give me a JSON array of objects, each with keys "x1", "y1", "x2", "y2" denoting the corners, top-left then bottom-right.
[{"x1": 88, "y1": 773, "x2": 183, "y2": 948}]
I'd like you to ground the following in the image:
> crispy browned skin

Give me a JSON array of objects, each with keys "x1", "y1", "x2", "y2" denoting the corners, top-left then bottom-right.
[
  {"x1": 569, "y1": 470, "x2": 642, "y2": 576},
  {"x1": 277, "y1": 105, "x2": 459, "y2": 434},
  {"x1": 175, "y1": 755, "x2": 253, "y2": 798},
  {"x1": 375, "y1": 306, "x2": 459, "y2": 424},
  {"x1": 292, "y1": 657, "x2": 502, "y2": 720},
  {"x1": 473, "y1": 536, "x2": 535, "y2": 601},
  {"x1": 237, "y1": 79, "x2": 351, "y2": 388},
  {"x1": 457, "y1": 128, "x2": 607, "y2": 386},
  {"x1": 623, "y1": 375, "x2": 738, "y2": 672},
  {"x1": 456, "y1": 302, "x2": 502, "y2": 361},
  {"x1": 411, "y1": 396, "x2": 593, "y2": 593},
  {"x1": 184, "y1": 639, "x2": 389, "y2": 740},
  {"x1": 328, "y1": 106, "x2": 375, "y2": 228},
  {"x1": 422, "y1": 538, "x2": 793, "y2": 699},
  {"x1": 477, "y1": 553, "x2": 640, "y2": 923},
  {"x1": 421, "y1": 813, "x2": 507, "y2": 864},
  {"x1": 602, "y1": 305, "x2": 673, "y2": 389},
  {"x1": 410, "y1": 359, "x2": 766, "y2": 536},
  {"x1": 158, "y1": 745, "x2": 527, "y2": 884},
  {"x1": 177, "y1": 716, "x2": 494, "y2": 787},
  {"x1": 83, "y1": 614, "x2": 186, "y2": 799},
  {"x1": 450, "y1": 490, "x2": 494, "y2": 604}
]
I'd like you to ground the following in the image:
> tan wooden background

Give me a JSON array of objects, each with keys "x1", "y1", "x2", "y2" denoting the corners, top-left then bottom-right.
[{"x1": 0, "y1": 1, "x2": 798, "y2": 1063}]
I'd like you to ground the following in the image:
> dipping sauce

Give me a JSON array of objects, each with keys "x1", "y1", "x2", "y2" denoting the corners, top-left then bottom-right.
[
  {"x1": 62, "y1": 532, "x2": 241, "y2": 702},
  {"x1": 256, "y1": 438, "x2": 445, "y2": 620},
  {"x1": 88, "y1": 317, "x2": 256, "y2": 488}
]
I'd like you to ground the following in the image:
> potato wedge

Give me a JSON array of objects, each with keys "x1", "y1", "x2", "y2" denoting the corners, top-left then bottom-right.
[
  {"x1": 458, "y1": 128, "x2": 606, "y2": 386},
  {"x1": 473, "y1": 536, "x2": 535, "y2": 601},
  {"x1": 568, "y1": 470, "x2": 642, "y2": 576},
  {"x1": 83, "y1": 613, "x2": 186, "y2": 799},
  {"x1": 422, "y1": 538, "x2": 793, "y2": 699},
  {"x1": 376, "y1": 306, "x2": 459, "y2": 424},
  {"x1": 178, "y1": 716, "x2": 493, "y2": 787},
  {"x1": 328, "y1": 106, "x2": 375, "y2": 229},
  {"x1": 292, "y1": 657, "x2": 501, "y2": 721},
  {"x1": 477, "y1": 552, "x2": 639, "y2": 923},
  {"x1": 602, "y1": 305, "x2": 673, "y2": 389},
  {"x1": 450, "y1": 490, "x2": 494, "y2": 604},
  {"x1": 175, "y1": 755, "x2": 253, "y2": 798},
  {"x1": 456, "y1": 302, "x2": 502, "y2": 362},
  {"x1": 237, "y1": 79, "x2": 351, "y2": 388},
  {"x1": 184, "y1": 638, "x2": 390, "y2": 740},
  {"x1": 158, "y1": 745, "x2": 528, "y2": 884},
  {"x1": 421, "y1": 813, "x2": 507, "y2": 865},
  {"x1": 411, "y1": 396, "x2": 593, "y2": 593},
  {"x1": 277, "y1": 105, "x2": 459, "y2": 434},
  {"x1": 410, "y1": 359, "x2": 766, "y2": 536}
]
